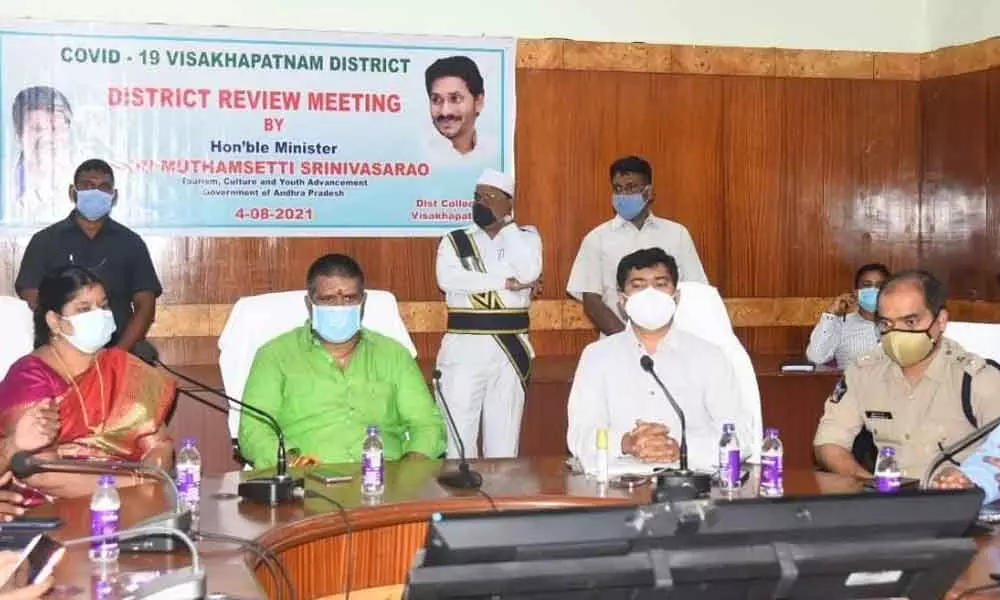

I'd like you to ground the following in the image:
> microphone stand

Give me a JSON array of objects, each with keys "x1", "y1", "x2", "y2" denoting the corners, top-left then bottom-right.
[
  {"x1": 432, "y1": 370, "x2": 483, "y2": 489},
  {"x1": 920, "y1": 413, "x2": 1000, "y2": 488},
  {"x1": 150, "y1": 358, "x2": 303, "y2": 505},
  {"x1": 66, "y1": 526, "x2": 205, "y2": 599},
  {"x1": 11, "y1": 454, "x2": 192, "y2": 553},
  {"x1": 639, "y1": 356, "x2": 712, "y2": 501}
]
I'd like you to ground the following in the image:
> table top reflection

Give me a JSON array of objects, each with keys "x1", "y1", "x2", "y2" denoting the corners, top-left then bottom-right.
[{"x1": 18, "y1": 457, "x2": 998, "y2": 598}]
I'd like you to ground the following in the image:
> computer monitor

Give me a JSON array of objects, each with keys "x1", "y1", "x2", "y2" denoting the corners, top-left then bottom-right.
[{"x1": 404, "y1": 488, "x2": 984, "y2": 599}]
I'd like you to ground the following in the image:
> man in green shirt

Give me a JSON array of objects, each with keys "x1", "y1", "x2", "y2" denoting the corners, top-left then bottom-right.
[{"x1": 238, "y1": 253, "x2": 446, "y2": 467}]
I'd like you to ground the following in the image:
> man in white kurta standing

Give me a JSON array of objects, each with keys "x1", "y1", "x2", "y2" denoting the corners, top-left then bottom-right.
[{"x1": 435, "y1": 169, "x2": 543, "y2": 458}]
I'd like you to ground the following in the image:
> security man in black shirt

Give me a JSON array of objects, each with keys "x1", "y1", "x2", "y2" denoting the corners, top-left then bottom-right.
[{"x1": 14, "y1": 158, "x2": 162, "y2": 352}]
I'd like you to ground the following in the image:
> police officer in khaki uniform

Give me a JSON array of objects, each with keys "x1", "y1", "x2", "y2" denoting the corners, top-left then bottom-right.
[{"x1": 814, "y1": 269, "x2": 1000, "y2": 480}]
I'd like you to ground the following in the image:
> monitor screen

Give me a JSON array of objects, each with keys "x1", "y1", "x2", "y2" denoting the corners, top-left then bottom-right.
[{"x1": 405, "y1": 488, "x2": 984, "y2": 600}]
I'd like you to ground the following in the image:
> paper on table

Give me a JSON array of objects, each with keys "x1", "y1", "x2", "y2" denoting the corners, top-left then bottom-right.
[{"x1": 572, "y1": 455, "x2": 677, "y2": 477}]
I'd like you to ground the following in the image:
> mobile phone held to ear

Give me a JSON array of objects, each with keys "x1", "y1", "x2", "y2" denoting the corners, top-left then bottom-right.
[{"x1": 306, "y1": 465, "x2": 355, "y2": 485}]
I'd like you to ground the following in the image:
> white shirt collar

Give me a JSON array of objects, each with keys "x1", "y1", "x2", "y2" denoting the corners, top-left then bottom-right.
[
  {"x1": 623, "y1": 323, "x2": 676, "y2": 357},
  {"x1": 611, "y1": 212, "x2": 659, "y2": 231}
]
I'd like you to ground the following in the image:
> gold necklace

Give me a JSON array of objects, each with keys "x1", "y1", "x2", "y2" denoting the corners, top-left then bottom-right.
[{"x1": 51, "y1": 346, "x2": 106, "y2": 434}]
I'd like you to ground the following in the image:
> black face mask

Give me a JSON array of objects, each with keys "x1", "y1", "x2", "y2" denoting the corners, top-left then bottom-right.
[{"x1": 472, "y1": 203, "x2": 497, "y2": 228}]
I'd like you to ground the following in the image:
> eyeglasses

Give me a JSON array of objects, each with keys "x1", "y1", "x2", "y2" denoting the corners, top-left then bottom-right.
[
  {"x1": 474, "y1": 191, "x2": 506, "y2": 203},
  {"x1": 612, "y1": 183, "x2": 648, "y2": 195}
]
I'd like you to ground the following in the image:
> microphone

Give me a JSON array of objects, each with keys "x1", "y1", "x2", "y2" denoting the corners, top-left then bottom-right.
[
  {"x1": 10, "y1": 452, "x2": 192, "y2": 553},
  {"x1": 920, "y1": 414, "x2": 1000, "y2": 488},
  {"x1": 135, "y1": 344, "x2": 302, "y2": 505},
  {"x1": 65, "y1": 526, "x2": 205, "y2": 599},
  {"x1": 638, "y1": 355, "x2": 711, "y2": 500},
  {"x1": 432, "y1": 369, "x2": 483, "y2": 490}
]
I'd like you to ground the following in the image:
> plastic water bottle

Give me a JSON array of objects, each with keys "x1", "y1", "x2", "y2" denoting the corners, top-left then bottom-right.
[
  {"x1": 717, "y1": 423, "x2": 741, "y2": 490},
  {"x1": 760, "y1": 428, "x2": 784, "y2": 497},
  {"x1": 89, "y1": 475, "x2": 121, "y2": 562},
  {"x1": 176, "y1": 437, "x2": 202, "y2": 513},
  {"x1": 361, "y1": 425, "x2": 385, "y2": 496},
  {"x1": 873, "y1": 447, "x2": 902, "y2": 492}
]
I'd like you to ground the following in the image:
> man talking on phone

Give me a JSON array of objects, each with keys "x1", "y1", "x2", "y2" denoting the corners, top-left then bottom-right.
[{"x1": 805, "y1": 263, "x2": 889, "y2": 368}]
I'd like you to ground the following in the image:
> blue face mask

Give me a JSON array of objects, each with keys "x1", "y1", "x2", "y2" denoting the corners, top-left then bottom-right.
[
  {"x1": 311, "y1": 304, "x2": 362, "y2": 343},
  {"x1": 857, "y1": 287, "x2": 879, "y2": 313},
  {"x1": 612, "y1": 191, "x2": 647, "y2": 220},
  {"x1": 76, "y1": 188, "x2": 113, "y2": 221}
]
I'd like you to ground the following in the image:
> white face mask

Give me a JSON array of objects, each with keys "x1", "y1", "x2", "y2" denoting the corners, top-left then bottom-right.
[
  {"x1": 61, "y1": 309, "x2": 116, "y2": 353},
  {"x1": 624, "y1": 287, "x2": 677, "y2": 331}
]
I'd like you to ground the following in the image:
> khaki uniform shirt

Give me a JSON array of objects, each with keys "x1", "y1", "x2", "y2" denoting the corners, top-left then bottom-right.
[{"x1": 813, "y1": 337, "x2": 1000, "y2": 478}]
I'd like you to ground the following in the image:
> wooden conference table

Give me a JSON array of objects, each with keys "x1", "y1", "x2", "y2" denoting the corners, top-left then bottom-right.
[{"x1": 29, "y1": 457, "x2": 1000, "y2": 599}]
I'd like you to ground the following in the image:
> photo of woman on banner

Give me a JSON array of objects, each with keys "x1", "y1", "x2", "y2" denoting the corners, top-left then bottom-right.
[
  {"x1": 424, "y1": 55, "x2": 498, "y2": 166},
  {"x1": 7, "y1": 86, "x2": 74, "y2": 225}
]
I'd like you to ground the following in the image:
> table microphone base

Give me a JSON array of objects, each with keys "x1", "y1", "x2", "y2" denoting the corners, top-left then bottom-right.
[
  {"x1": 238, "y1": 475, "x2": 304, "y2": 506},
  {"x1": 130, "y1": 566, "x2": 205, "y2": 600},
  {"x1": 437, "y1": 462, "x2": 483, "y2": 490},
  {"x1": 120, "y1": 511, "x2": 193, "y2": 553},
  {"x1": 653, "y1": 469, "x2": 712, "y2": 502}
]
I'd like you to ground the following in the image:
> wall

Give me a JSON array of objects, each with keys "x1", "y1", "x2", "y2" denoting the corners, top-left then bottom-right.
[
  {"x1": 0, "y1": 59, "x2": 928, "y2": 362},
  {"x1": 925, "y1": 0, "x2": 1000, "y2": 50},
  {"x1": 0, "y1": 0, "x2": 926, "y2": 52},
  {"x1": 0, "y1": 9, "x2": 999, "y2": 364},
  {"x1": 920, "y1": 67, "x2": 1000, "y2": 300}
]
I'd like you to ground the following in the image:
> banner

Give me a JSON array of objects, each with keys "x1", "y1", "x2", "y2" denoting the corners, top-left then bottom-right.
[{"x1": 0, "y1": 20, "x2": 515, "y2": 236}]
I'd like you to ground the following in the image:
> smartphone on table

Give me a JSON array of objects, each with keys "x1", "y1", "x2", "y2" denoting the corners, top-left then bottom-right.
[{"x1": 306, "y1": 465, "x2": 355, "y2": 485}]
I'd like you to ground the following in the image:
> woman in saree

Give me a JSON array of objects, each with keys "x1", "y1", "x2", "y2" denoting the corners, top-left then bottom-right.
[{"x1": 0, "y1": 265, "x2": 176, "y2": 498}]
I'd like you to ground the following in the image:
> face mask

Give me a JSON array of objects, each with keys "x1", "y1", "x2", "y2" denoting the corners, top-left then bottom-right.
[
  {"x1": 61, "y1": 309, "x2": 116, "y2": 354},
  {"x1": 472, "y1": 203, "x2": 497, "y2": 228},
  {"x1": 76, "y1": 189, "x2": 113, "y2": 221},
  {"x1": 311, "y1": 304, "x2": 362, "y2": 343},
  {"x1": 857, "y1": 287, "x2": 879, "y2": 313},
  {"x1": 881, "y1": 325, "x2": 937, "y2": 368},
  {"x1": 624, "y1": 287, "x2": 677, "y2": 331},
  {"x1": 612, "y1": 190, "x2": 647, "y2": 220}
]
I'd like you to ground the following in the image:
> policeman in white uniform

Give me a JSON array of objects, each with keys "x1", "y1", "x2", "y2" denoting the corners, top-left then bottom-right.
[{"x1": 435, "y1": 169, "x2": 543, "y2": 458}]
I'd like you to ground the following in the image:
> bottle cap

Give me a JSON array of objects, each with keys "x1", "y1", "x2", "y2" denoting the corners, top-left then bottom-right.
[
  {"x1": 98, "y1": 475, "x2": 115, "y2": 487},
  {"x1": 596, "y1": 428, "x2": 608, "y2": 450},
  {"x1": 182, "y1": 437, "x2": 197, "y2": 447},
  {"x1": 723, "y1": 422, "x2": 735, "y2": 432},
  {"x1": 880, "y1": 447, "x2": 896, "y2": 456},
  {"x1": 765, "y1": 427, "x2": 779, "y2": 437},
  {"x1": 367, "y1": 425, "x2": 380, "y2": 435}
]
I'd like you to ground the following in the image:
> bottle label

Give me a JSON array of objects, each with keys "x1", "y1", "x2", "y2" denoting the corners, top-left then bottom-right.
[
  {"x1": 727, "y1": 449, "x2": 741, "y2": 485},
  {"x1": 719, "y1": 447, "x2": 741, "y2": 487},
  {"x1": 362, "y1": 449, "x2": 383, "y2": 489},
  {"x1": 177, "y1": 466, "x2": 202, "y2": 507},
  {"x1": 761, "y1": 453, "x2": 783, "y2": 489},
  {"x1": 875, "y1": 472, "x2": 901, "y2": 492},
  {"x1": 90, "y1": 508, "x2": 119, "y2": 556}
]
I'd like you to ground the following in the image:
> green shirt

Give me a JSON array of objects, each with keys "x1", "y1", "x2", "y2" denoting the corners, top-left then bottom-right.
[{"x1": 238, "y1": 325, "x2": 445, "y2": 467}]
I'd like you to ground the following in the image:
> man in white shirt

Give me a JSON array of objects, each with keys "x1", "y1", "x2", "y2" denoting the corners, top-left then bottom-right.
[
  {"x1": 805, "y1": 263, "x2": 889, "y2": 368},
  {"x1": 567, "y1": 248, "x2": 746, "y2": 473},
  {"x1": 566, "y1": 156, "x2": 708, "y2": 336},
  {"x1": 435, "y1": 168, "x2": 543, "y2": 458}
]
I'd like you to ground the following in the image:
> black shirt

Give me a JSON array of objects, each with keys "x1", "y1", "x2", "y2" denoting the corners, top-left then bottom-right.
[{"x1": 14, "y1": 213, "x2": 162, "y2": 346}]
